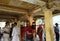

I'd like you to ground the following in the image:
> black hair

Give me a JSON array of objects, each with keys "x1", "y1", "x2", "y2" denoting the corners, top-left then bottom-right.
[
  {"x1": 5, "y1": 21, "x2": 10, "y2": 26},
  {"x1": 6, "y1": 21, "x2": 9, "y2": 24},
  {"x1": 55, "y1": 23, "x2": 58, "y2": 25},
  {"x1": 14, "y1": 22, "x2": 17, "y2": 25},
  {"x1": 32, "y1": 22, "x2": 36, "y2": 24},
  {"x1": 12, "y1": 24, "x2": 14, "y2": 25}
]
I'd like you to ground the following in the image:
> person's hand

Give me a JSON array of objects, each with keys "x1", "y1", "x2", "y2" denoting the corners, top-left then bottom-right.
[{"x1": 27, "y1": 31, "x2": 32, "y2": 35}]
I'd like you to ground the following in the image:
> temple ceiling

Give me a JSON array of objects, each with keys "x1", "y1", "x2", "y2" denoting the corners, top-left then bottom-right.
[{"x1": 0, "y1": 0, "x2": 60, "y2": 19}]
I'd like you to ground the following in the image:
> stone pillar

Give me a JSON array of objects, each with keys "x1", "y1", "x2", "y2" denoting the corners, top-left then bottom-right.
[
  {"x1": 43, "y1": 9, "x2": 54, "y2": 41},
  {"x1": 17, "y1": 18, "x2": 21, "y2": 41},
  {"x1": 17, "y1": 19, "x2": 20, "y2": 28},
  {"x1": 27, "y1": 15, "x2": 34, "y2": 25}
]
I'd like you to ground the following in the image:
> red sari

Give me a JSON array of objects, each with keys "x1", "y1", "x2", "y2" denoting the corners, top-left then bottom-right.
[
  {"x1": 21, "y1": 27, "x2": 25, "y2": 40},
  {"x1": 37, "y1": 26, "x2": 43, "y2": 41},
  {"x1": 25, "y1": 26, "x2": 33, "y2": 39}
]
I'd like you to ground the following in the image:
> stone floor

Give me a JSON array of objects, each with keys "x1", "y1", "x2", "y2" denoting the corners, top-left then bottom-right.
[{"x1": 1, "y1": 35, "x2": 60, "y2": 41}]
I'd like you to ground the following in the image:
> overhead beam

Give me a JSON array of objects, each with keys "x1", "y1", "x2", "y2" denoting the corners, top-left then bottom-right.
[
  {"x1": 32, "y1": 8, "x2": 41, "y2": 13},
  {"x1": 53, "y1": 10, "x2": 60, "y2": 14},
  {"x1": 0, "y1": 0, "x2": 10, "y2": 4},
  {"x1": 0, "y1": 15, "x2": 17, "y2": 19},
  {"x1": 0, "y1": 4, "x2": 28, "y2": 14},
  {"x1": 42, "y1": 0, "x2": 55, "y2": 2}
]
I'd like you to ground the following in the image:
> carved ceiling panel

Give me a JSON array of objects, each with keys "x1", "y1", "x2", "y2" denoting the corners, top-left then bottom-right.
[
  {"x1": 0, "y1": 0, "x2": 60, "y2": 18},
  {"x1": 0, "y1": 0, "x2": 10, "y2": 4},
  {"x1": 9, "y1": 0, "x2": 41, "y2": 10}
]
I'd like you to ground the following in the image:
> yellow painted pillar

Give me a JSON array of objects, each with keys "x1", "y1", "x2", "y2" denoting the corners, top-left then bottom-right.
[
  {"x1": 17, "y1": 19, "x2": 20, "y2": 28},
  {"x1": 27, "y1": 15, "x2": 34, "y2": 25},
  {"x1": 44, "y1": 9, "x2": 54, "y2": 41},
  {"x1": 17, "y1": 19, "x2": 21, "y2": 41}
]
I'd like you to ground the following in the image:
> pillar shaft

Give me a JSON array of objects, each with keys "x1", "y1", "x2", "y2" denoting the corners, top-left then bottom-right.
[
  {"x1": 17, "y1": 20, "x2": 20, "y2": 28},
  {"x1": 17, "y1": 19, "x2": 21, "y2": 41},
  {"x1": 27, "y1": 15, "x2": 34, "y2": 25},
  {"x1": 44, "y1": 9, "x2": 54, "y2": 41}
]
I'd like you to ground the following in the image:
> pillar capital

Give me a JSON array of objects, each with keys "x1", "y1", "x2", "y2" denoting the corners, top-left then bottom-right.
[
  {"x1": 26, "y1": 13, "x2": 34, "y2": 25},
  {"x1": 43, "y1": 9, "x2": 52, "y2": 12}
]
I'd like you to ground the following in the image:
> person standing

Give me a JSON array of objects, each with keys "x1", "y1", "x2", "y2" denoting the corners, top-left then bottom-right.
[
  {"x1": 21, "y1": 25, "x2": 25, "y2": 41},
  {"x1": 37, "y1": 25, "x2": 43, "y2": 41},
  {"x1": 25, "y1": 21, "x2": 33, "y2": 41},
  {"x1": 42, "y1": 24, "x2": 46, "y2": 41},
  {"x1": 3, "y1": 21, "x2": 10, "y2": 41},
  {"x1": 54, "y1": 23, "x2": 59, "y2": 41},
  {"x1": 12, "y1": 22, "x2": 20, "y2": 41},
  {"x1": 32, "y1": 22, "x2": 36, "y2": 41},
  {"x1": 9, "y1": 24, "x2": 14, "y2": 41},
  {"x1": 0, "y1": 27, "x2": 2, "y2": 41}
]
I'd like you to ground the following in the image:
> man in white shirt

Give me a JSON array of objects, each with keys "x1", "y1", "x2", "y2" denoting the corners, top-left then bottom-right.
[
  {"x1": 3, "y1": 21, "x2": 10, "y2": 41},
  {"x1": 12, "y1": 22, "x2": 20, "y2": 41}
]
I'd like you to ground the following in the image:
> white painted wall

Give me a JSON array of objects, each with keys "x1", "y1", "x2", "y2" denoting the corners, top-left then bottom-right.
[{"x1": 0, "y1": 22, "x2": 6, "y2": 29}]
